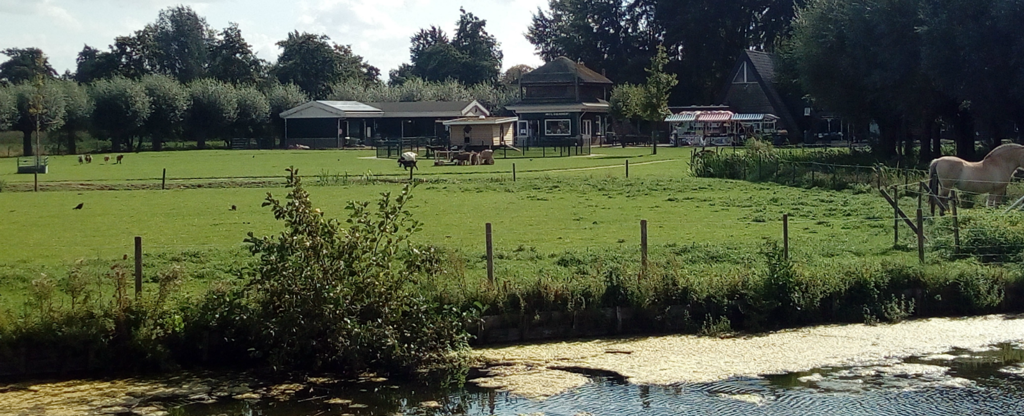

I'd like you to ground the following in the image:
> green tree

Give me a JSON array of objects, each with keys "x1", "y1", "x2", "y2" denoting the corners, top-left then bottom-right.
[
  {"x1": 12, "y1": 81, "x2": 66, "y2": 156},
  {"x1": 0, "y1": 86, "x2": 16, "y2": 131},
  {"x1": 272, "y1": 32, "x2": 375, "y2": 99},
  {"x1": 610, "y1": 46, "x2": 677, "y2": 154},
  {"x1": 186, "y1": 78, "x2": 237, "y2": 149},
  {"x1": 265, "y1": 82, "x2": 307, "y2": 148},
  {"x1": 500, "y1": 64, "x2": 534, "y2": 86},
  {"x1": 149, "y1": 6, "x2": 215, "y2": 82},
  {"x1": 141, "y1": 74, "x2": 189, "y2": 150},
  {"x1": 74, "y1": 46, "x2": 122, "y2": 83},
  {"x1": 90, "y1": 77, "x2": 152, "y2": 151},
  {"x1": 209, "y1": 23, "x2": 266, "y2": 85},
  {"x1": 54, "y1": 80, "x2": 92, "y2": 154},
  {"x1": 232, "y1": 85, "x2": 269, "y2": 141},
  {"x1": 451, "y1": 8, "x2": 503, "y2": 85},
  {"x1": 0, "y1": 48, "x2": 58, "y2": 85}
]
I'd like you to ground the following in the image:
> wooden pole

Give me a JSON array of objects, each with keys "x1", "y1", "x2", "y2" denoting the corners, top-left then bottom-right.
[
  {"x1": 783, "y1": 214, "x2": 789, "y2": 260},
  {"x1": 916, "y1": 208, "x2": 925, "y2": 264},
  {"x1": 33, "y1": 171, "x2": 38, "y2": 192},
  {"x1": 893, "y1": 186, "x2": 899, "y2": 248},
  {"x1": 134, "y1": 236, "x2": 143, "y2": 300},
  {"x1": 640, "y1": 219, "x2": 648, "y2": 273},
  {"x1": 409, "y1": 166, "x2": 414, "y2": 181},
  {"x1": 626, "y1": 160, "x2": 630, "y2": 178},
  {"x1": 952, "y1": 190, "x2": 960, "y2": 255},
  {"x1": 512, "y1": 163, "x2": 516, "y2": 182},
  {"x1": 485, "y1": 223, "x2": 494, "y2": 284}
]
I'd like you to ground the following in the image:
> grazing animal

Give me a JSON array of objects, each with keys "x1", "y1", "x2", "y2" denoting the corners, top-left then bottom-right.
[
  {"x1": 78, "y1": 155, "x2": 84, "y2": 164},
  {"x1": 103, "y1": 156, "x2": 110, "y2": 163},
  {"x1": 398, "y1": 152, "x2": 418, "y2": 170},
  {"x1": 452, "y1": 152, "x2": 472, "y2": 166},
  {"x1": 470, "y1": 151, "x2": 481, "y2": 166},
  {"x1": 230, "y1": 205, "x2": 237, "y2": 211},
  {"x1": 479, "y1": 149, "x2": 495, "y2": 165},
  {"x1": 929, "y1": 143, "x2": 1024, "y2": 213},
  {"x1": 72, "y1": 203, "x2": 84, "y2": 210},
  {"x1": 116, "y1": 154, "x2": 123, "y2": 164},
  {"x1": 84, "y1": 154, "x2": 92, "y2": 163}
]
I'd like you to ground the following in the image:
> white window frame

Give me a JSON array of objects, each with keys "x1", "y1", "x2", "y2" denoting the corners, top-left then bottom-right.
[{"x1": 545, "y1": 119, "x2": 572, "y2": 136}]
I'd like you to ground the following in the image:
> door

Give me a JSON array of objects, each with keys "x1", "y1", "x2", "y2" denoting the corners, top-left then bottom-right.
[{"x1": 582, "y1": 119, "x2": 592, "y2": 142}]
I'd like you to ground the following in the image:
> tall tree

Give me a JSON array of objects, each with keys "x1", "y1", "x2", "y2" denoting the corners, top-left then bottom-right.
[
  {"x1": 273, "y1": 32, "x2": 375, "y2": 99},
  {"x1": 11, "y1": 81, "x2": 66, "y2": 156},
  {"x1": 500, "y1": 64, "x2": 534, "y2": 86},
  {"x1": 75, "y1": 46, "x2": 122, "y2": 83},
  {"x1": 90, "y1": 77, "x2": 151, "y2": 151},
  {"x1": 0, "y1": 48, "x2": 58, "y2": 85},
  {"x1": 451, "y1": 8, "x2": 503, "y2": 85},
  {"x1": 186, "y1": 78, "x2": 237, "y2": 148},
  {"x1": 54, "y1": 80, "x2": 92, "y2": 154},
  {"x1": 210, "y1": 23, "x2": 266, "y2": 85},
  {"x1": 141, "y1": 74, "x2": 189, "y2": 150},
  {"x1": 609, "y1": 45, "x2": 677, "y2": 154},
  {"x1": 149, "y1": 6, "x2": 215, "y2": 82},
  {"x1": 0, "y1": 86, "x2": 16, "y2": 131}
]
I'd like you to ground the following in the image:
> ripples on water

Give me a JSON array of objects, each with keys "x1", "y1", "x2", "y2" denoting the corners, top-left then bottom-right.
[{"x1": 180, "y1": 343, "x2": 1024, "y2": 416}]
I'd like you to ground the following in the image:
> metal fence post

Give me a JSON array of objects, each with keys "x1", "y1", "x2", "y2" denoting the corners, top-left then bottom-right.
[
  {"x1": 134, "y1": 236, "x2": 143, "y2": 300},
  {"x1": 640, "y1": 219, "x2": 648, "y2": 273},
  {"x1": 486, "y1": 223, "x2": 494, "y2": 284}
]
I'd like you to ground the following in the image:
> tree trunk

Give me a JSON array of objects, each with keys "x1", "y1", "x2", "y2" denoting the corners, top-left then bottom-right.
[
  {"x1": 65, "y1": 131, "x2": 77, "y2": 155},
  {"x1": 197, "y1": 131, "x2": 207, "y2": 149},
  {"x1": 153, "y1": 137, "x2": 164, "y2": 151},
  {"x1": 954, "y1": 109, "x2": 976, "y2": 160},
  {"x1": 22, "y1": 130, "x2": 33, "y2": 156},
  {"x1": 651, "y1": 120, "x2": 657, "y2": 155}
]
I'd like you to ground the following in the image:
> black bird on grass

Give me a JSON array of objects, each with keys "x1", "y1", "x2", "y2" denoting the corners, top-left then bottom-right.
[
  {"x1": 230, "y1": 205, "x2": 237, "y2": 211},
  {"x1": 73, "y1": 203, "x2": 84, "y2": 210}
]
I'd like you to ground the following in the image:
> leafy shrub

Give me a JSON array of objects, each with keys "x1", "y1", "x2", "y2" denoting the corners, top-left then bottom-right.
[
  {"x1": 932, "y1": 211, "x2": 1024, "y2": 263},
  {"x1": 243, "y1": 169, "x2": 470, "y2": 377}
]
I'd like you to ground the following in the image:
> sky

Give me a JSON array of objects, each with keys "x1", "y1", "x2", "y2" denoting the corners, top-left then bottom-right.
[{"x1": 0, "y1": 0, "x2": 549, "y2": 78}]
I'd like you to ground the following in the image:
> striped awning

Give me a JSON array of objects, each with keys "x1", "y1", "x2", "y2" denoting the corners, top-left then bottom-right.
[
  {"x1": 697, "y1": 111, "x2": 734, "y2": 122},
  {"x1": 731, "y1": 113, "x2": 779, "y2": 121},
  {"x1": 665, "y1": 112, "x2": 698, "y2": 122}
]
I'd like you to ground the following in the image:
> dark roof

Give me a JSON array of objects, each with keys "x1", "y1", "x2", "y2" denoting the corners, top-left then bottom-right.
[
  {"x1": 519, "y1": 57, "x2": 613, "y2": 85},
  {"x1": 745, "y1": 50, "x2": 776, "y2": 83},
  {"x1": 717, "y1": 50, "x2": 800, "y2": 135}
]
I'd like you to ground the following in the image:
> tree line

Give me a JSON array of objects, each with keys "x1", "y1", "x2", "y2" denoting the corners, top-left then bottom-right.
[{"x1": 0, "y1": 6, "x2": 521, "y2": 156}]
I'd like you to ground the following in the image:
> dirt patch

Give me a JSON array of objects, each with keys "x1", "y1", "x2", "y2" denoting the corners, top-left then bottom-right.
[{"x1": 471, "y1": 314, "x2": 1024, "y2": 399}]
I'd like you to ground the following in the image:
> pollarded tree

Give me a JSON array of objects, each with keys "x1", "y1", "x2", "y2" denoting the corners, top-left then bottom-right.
[
  {"x1": 141, "y1": 74, "x2": 189, "y2": 150},
  {"x1": 54, "y1": 80, "x2": 93, "y2": 154},
  {"x1": 0, "y1": 86, "x2": 16, "y2": 131},
  {"x1": 187, "y1": 78, "x2": 237, "y2": 149},
  {"x1": 0, "y1": 48, "x2": 58, "y2": 85},
  {"x1": 90, "y1": 77, "x2": 152, "y2": 152},
  {"x1": 12, "y1": 82, "x2": 66, "y2": 156},
  {"x1": 233, "y1": 85, "x2": 270, "y2": 142},
  {"x1": 264, "y1": 82, "x2": 307, "y2": 148}
]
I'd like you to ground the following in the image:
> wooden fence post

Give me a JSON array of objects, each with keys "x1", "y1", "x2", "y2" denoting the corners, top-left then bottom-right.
[
  {"x1": 916, "y1": 208, "x2": 925, "y2": 264},
  {"x1": 783, "y1": 214, "x2": 789, "y2": 260},
  {"x1": 161, "y1": 168, "x2": 167, "y2": 190},
  {"x1": 893, "y1": 186, "x2": 899, "y2": 248},
  {"x1": 952, "y1": 191, "x2": 960, "y2": 255},
  {"x1": 134, "y1": 236, "x2": 143, "y2": 300},
  {"x1": 486, "y1": 223, "x2": 494, "y2": 284},
  {"x1": 409, "y1": 166, "x2": 414, "y2": 181},
  {"x1": 640, "y1": 219, "x2": 648, "y2": 273},
  {"x1": 626, "y1": 160, "x2": 629, "y2": 178},
  {"x1": 512, "y1": 163, "x2": 516, "y2": 182}
]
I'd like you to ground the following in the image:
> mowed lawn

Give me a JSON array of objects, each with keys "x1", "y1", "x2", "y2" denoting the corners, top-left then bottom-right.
[{"x1": 0, "y1": 147, "x2": 910, "y2": 269}]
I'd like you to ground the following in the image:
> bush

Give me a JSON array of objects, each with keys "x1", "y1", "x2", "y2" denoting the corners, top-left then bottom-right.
[{"x1": 243, "y1": 169, "x2": 470, "y2": 377}]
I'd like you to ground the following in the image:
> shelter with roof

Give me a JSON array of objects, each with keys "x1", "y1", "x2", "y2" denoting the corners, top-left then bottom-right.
[
  {"x1": 665, "y1": 110, "x2": 779, "y2": 146},
  {"x1": 442, "y1": 116, "x2": 518, "y2": 148},
  {"x1": 506, "y1": 57, "x2": 612, "y2": 147},
  {"x1": 279, "y1": 100, "x2": 489, "y2": 148},
  {"x1": 716, "y1": 50, "x2": 806, "y2": 142}
]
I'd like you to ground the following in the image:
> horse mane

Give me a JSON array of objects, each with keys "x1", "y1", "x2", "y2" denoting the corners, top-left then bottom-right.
[{"x1": 983, "y1": 143, "x2": 1024, "y2": 161}]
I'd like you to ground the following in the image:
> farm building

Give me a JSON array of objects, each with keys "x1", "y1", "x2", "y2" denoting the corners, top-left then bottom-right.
[
  {"x1": 665, "y1": 110, "x2": 780, "y2": 146},
  {"x1": 715, "y1": 50, "x2": 806, "y2": 143},
  {"x1": 279, "y1": 100, "x2": 489, "y2": 148},
  {"x1": 506, "y1": 57, "x2": 611, "y2": 147},
  {"x1": 442, "y1": 117, "x2": 518, "y2": 148}
]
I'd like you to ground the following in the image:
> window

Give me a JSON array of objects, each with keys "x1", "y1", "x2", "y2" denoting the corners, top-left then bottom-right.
[
  {"x1": 732, "y1": 62, "x2": 756, "y2": 84},
  {"x1": 545, "y1": 119, "x2": 571, "y2": 136}
]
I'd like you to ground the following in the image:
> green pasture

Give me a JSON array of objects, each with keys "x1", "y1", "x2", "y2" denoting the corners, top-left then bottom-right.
[{"x1": 0, "y1": 146, "x2": 940, "y2": 308}]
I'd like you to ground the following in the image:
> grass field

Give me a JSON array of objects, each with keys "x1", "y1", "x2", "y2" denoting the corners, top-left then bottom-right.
[{"x1": 0, "y1": 146, "x2": 947, "y2": 309}]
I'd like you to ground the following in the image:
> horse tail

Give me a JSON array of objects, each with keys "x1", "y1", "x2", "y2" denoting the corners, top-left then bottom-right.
[{"x1": 928, "y1": 158, "x2": 940, "y2": 196}]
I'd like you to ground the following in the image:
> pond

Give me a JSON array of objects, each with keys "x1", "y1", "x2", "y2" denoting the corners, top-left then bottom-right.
[{"x1": 177, "y1": 343, "x2": 1024, "y2": 416}]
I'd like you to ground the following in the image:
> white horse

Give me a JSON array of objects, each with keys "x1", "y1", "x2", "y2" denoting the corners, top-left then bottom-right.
[
  {"x1": 929, "y1": 143, "x2": 1024, "y2": 214},
  {"x1": 398, "y1": 152, "x2": 418, "y2": 170}
]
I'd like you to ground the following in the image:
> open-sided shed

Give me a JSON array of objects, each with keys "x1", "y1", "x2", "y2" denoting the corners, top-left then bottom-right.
[{"x1": 442, "y1": 117, "x2": 518, "y2": 148}]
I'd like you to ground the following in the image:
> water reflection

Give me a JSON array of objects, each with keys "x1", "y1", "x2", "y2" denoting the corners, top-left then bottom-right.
[{"x1": 179, "y1": 343, "x2": 1024, "y2": 415}]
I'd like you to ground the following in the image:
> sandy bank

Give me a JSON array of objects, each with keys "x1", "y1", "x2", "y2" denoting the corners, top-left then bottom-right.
[{"x1": 471, "y1": 314, "x2": 1024, "y2": 398}]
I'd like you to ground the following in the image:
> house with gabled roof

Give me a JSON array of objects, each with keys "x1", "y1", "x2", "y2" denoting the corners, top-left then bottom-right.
[
  {"x1": 506, "y1": 57, "x2": 612, "y2": 147},
  {"x1": 716, "y1": 50, "x2": 806, "y2": 142}
]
